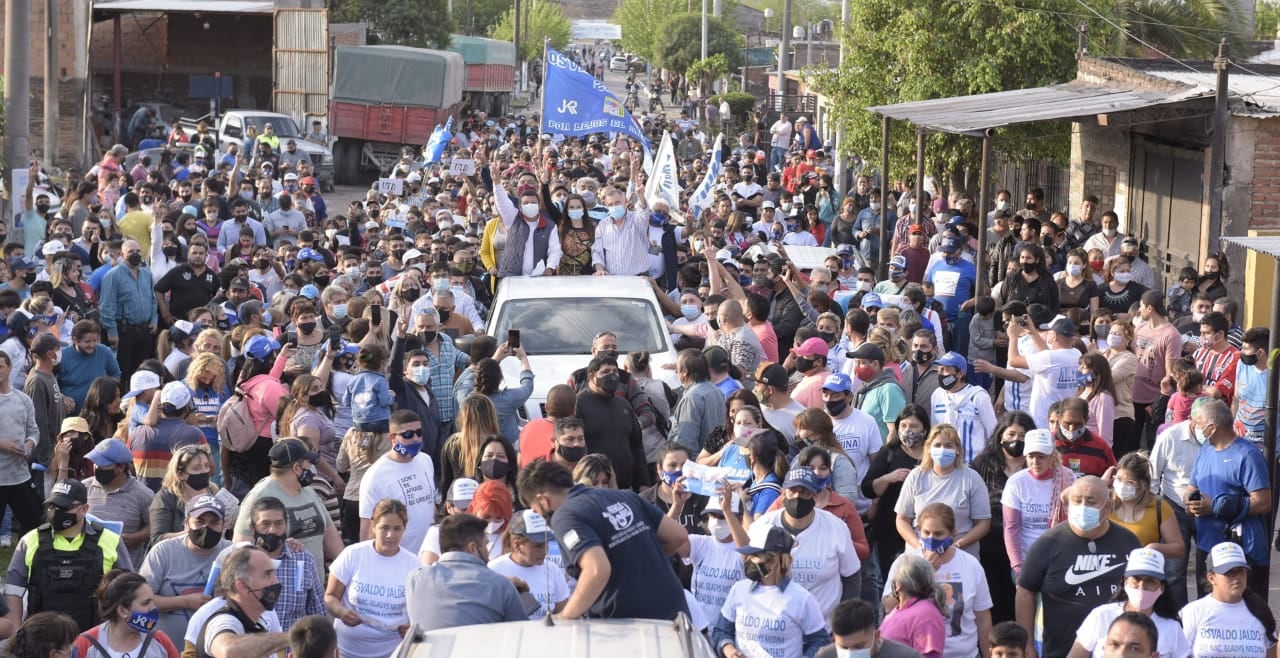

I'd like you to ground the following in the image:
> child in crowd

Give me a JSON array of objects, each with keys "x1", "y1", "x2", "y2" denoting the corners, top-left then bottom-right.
[
  {"x1": 343, "y1": 343, "x2": 395, "y2": 433},
  {"x1": 1166, "y1": 266, "x2": 1199, "y2": 318},
  {"x1": 968, "y1": 295, "x2": 996, "y2": 390}
]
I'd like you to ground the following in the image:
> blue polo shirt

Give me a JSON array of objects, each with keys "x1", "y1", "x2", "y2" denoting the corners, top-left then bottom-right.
[{"x1": 1190, "y1": 437, "x2": 1270, "y2": 565}]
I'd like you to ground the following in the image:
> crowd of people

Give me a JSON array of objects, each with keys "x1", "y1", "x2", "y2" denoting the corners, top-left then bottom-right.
[{"x1": 0, "y1": 98, "x2": 1272, "y2": 658}]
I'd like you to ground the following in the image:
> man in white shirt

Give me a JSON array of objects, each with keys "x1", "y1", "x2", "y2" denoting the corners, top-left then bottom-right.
[
  {"x1": 358, "y1": 410, "x2": 437, "y2": 554},
  {"x1": 768, "y1": 115, "x2": 793, "y2": 173},
  {"x1": 1083, "y1": 210, "x2": 1124, "y2": 258},
  {"x1": 592, "y1": 185, "x2": 651, "y2": 276},
  {"x1": 1007, "y1": 316, "x2": 1083, "y2": 429}
]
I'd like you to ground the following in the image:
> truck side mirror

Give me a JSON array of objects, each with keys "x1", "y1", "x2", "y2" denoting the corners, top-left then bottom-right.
[{"x1": 226, "y1": 126, "x2": 242, "y2": 139}]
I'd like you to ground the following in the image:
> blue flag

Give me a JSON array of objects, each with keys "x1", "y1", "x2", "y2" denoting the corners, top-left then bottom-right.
[
  {"x1": 424, "y1": 116, "x2": 453, "y2": 164},
  {"x1": 541, "y1": 47, "x2": 649, "y2": 148}
]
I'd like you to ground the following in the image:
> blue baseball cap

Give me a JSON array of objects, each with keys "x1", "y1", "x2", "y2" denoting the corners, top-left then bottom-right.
[
  {"x1": 821, "y1": 372, "x2": 853, "y2": 393},
  {"x1": 243, "y1": 335, "x2": 281, "y2": 360},
  {"x1": 297, "y1": 248, "x2": 325, "y2": 263},
  {"x1": 299, "y1": 284, "x2": 321, "y2": 299},
  {"x1": 85, "y1": 438, "x2": 133, "y2": 467},
  {"x1": 782, "y1": 467, "x2": 822, "y2": 494},
  {"x1": 861, "y1": 292, "x2": 883, "y2": 309},
  {"x1": 940, "y1": 235, "x2": 964, "y2": 254},
  {"x1": 935, "y1": 351, "x2": 967, "y2": 370},
  {"x1": 8, "y1": 256, "x2": 37, "y2": 271},
  {"x1": 889, "y1": 255, "x2": 907, "y2": 270}
]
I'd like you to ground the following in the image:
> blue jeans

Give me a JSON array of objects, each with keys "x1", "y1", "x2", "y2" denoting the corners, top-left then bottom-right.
[
  {"x1": 770, "y1": 147, "x2": 787, "y2": 173},
  {"x1": 1166, "y1": 498, "x2": 1195, "y2": 609},
  {"x1": 859, "y1": 547, "x2": 885, "y2": 620}
]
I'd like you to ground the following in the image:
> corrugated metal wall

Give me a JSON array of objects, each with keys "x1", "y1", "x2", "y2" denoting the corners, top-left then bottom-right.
[{"x1": 273, "y1": 8, "x2": 329, "y2": 127}]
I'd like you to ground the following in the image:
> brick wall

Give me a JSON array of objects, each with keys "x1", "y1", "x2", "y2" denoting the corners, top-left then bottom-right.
[
  {"x1": 1082, "y1": 160, "x2": 1117, "y2": 211},
  {"x1": 1248, "y1": 118, "x2": 1280, "y2": 229}
]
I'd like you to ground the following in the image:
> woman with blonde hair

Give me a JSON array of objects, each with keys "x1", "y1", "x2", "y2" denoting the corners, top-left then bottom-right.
[
  {"x1": 438, "y1": 393, "x2": 502, "y2": 496},
  {"x1": 147, "y1": 444, "x2": 239, "y2": 547},
  {"x1": 868, "y1": 326, "x2": 906, "y2": 383},
  {"x1": 185, "y1": 352, "x2": 229, "y2": 485},
  {"x1": 192, "y1": 327, "x2": 227, "y2": 361},
  {"x1": 49, "y1": 256, "x2": 93, "y2": 322},
  {"x1": 573, "y1": 453, "x2": 618, "y2": 488},
  {"x1": 895, "y1": 424, "x2": 992, "y2": 557}
]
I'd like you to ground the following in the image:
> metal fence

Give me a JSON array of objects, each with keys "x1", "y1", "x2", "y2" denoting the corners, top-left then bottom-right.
[{"x1": 991, "y1": 153, "x2": 1071, "y2": 214}]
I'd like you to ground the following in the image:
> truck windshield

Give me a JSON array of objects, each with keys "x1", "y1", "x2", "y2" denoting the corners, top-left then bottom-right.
[
  {"x1": 490, "y1": 298, "x2": 668, "y2": 356},
  {"x1": 243, "y1": 116, "x2": 302, "y2": 138}
]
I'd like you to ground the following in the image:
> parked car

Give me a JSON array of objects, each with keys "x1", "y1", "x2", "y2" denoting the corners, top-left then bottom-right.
[
  {"x1": 486, "y1": 275, "x2": 681, "y2": 419},
  {"x1": 609, "y1": 55, "x2": 630, "y2": 72}
]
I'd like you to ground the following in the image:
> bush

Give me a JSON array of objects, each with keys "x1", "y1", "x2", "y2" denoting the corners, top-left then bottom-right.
[{"x1": 707, "y1": 92, "x2": 756, "y2": 118}]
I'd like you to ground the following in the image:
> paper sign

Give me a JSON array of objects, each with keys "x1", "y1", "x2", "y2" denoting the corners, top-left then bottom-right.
[
  {"x1": 784, "y1": 245, "x2": 838, "y2": 271},
  {"x1": 449, "y1": 158, "x2": 476, "y2": 176},
  {"x1": 682, "y1": 461, "x2": 750, "y2": 497},
  {"x1": 10, "y1": 169, "x2": 29, "y2": 217},
  {"x1": 386, "y1": 214, "x2": 407, "y2": 230},
  {"x1": 376, "y1": 178, "x2": 404, "y2": 196}
]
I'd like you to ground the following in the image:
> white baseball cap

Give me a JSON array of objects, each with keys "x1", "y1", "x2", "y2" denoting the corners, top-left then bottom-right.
[
  {"x1": 1024, "y1": 429, "x2": 1056, "y2": 456},
  {"x1": 159, "y1": 381, "x2": 193, "y2": 409}
]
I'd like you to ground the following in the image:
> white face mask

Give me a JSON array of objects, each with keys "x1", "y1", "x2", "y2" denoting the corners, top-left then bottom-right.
[
  {"x1": 836, "y1": 648, "x2": 872, "y2": 658},
  {"x1": 521, "y1": 203, "x2": 540, "y2": 218},
  {"x1": 1115, "y1": 482, "x2": 1139, "y2": 501},
  {"x1": 706, "y1": 517, "x2": 732, "y2": 542},
  {"x1": 486, "y1": 520, "x2": 503, "y2": 535},
  {"x1": 1113, "y1": 271, "x2": 1132, "y2": 284},
  {"x1": 996, "y1": 201, "x2": 1009, "y2": 211}
]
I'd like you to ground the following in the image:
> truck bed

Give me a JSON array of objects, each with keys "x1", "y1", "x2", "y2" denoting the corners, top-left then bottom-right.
[
  {"x1": 464, "y1": 63, "x2": 516, "y2": 93},
  {"x1": 330, "y1": 101, "x2": 461, "y2": 145}
]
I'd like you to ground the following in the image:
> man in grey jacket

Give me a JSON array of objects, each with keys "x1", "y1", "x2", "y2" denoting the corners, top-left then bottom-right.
[
  {"x1": 669, "y1": 348, "x2": 725, "y2": 454},
  {"x1": 406, "y1": 514, "x2": 528, "y2": 631}
]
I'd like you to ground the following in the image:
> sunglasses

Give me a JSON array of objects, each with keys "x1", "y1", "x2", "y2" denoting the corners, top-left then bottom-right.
[{"x1": 395, "y1": 429, "x2": 423, "y2": 439}]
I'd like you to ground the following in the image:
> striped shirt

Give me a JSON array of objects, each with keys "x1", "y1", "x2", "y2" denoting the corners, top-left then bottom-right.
[
  {"x1": 1194, "y1": 345, "x2": 1240, "y2": 406},
  {"x1": 129, "y1": 418, "x2": 207, "y2": 492},
  {"x1": 99, "y1": 264, "x2": 158, "y2": 337},
  {"x1": 930, "y1": 384, "x2": 998, "y2": 463},
  {"x1": 591, "y1": 208, "x2": 652, "y2": 276}
]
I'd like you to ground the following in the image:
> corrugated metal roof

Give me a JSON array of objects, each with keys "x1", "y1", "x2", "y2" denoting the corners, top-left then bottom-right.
[
  {"x1": 867, "y1": 81, "x2": 1211, "y2": 135},
  {"x1": 94, "y1": 0, "x2": 274, "y2": 13},
  {"x1": 1221, "y1": 235, "x2": 1280, "y2": 258},
  {"x1": 1141, "y1": 68, "x2": 1280, "y2": 116}
]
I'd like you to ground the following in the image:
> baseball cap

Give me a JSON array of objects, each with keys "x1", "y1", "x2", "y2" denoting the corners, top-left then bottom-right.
[
  {"x1": 187, "y1": 493, "x2": 226, "y2": 520},
  {"x1": 508, "y1": 510, "x2": 553, "y2": 543},
  {"x1": 889, "y1": 255, "x2": 907, "y2": 270},
  {"x1": 182, "y1": 205, "x2": 200, "y2": 217},
  {"x1": 406, "y1": 171, "x2": 422, "y2": 183},
  {"x1": 821, "y1": 372, "x2": 853, "y2": 393},
  {"x1": 448, "y1": 478, "x2": 479, "y2": 506},
  {"x1": 283, "y1": 172, "x2": 299, "y2": 181},
  {"x1": 60, "y1": 417, "x2": 90, "y2": 435},
  {"x1": 792, "y1": 337, "x2": 829, "y2": 358},
  {"x1": 269, "y1": 438, "x2": 319, "y2": 468},
  {"x1": 848, "y1": 342, "x2": 886, "y2": 364},
  {"x1": 940, "y1": 235, "x2": 964, "y2": 254},
  {"x1": 121, "y1": 370, "x2": 163, "y2": 400},
  {"x1": 835, "y1": 244, "x2": 855, "y2": 256},
  {"x1": 160, "y1": 381, "x2": 193, "y2": 409},
  {"x1": 805, "y1": 149, "x2": 817, "y2": 158},
  {"x1": 300, "y1": 176, "x2": 317, "y2": 186},
  {"x1": 41, "y1": 241, "x2": 66, "y2": 256},
  {"x1": 1049, "y1": 317, "x2": 1076, "y2": 337},
  {"x1": 229, "y1": 277, "x2": 252, "y2": 291},
  {"x1": 737, "y1": 523, "x2": 796, "y2": 555},
  {"x1": 702, "y1": 345, "x2": 731, "y2": 370},
  {"x1": 1024, "y1": 429, "x2": 1055, "y2": 456},
  {"x1": 46, "y1": 479, "x2": 87, "y2": 509},
  {"x1": 1125, "y1": 548, "x2": 1166, "y2": 579},
  {"x1": 782, "y1": 467, "x2": 821, "y2": 494},
  {"x1": 8, "y1": 256, "x2": 36, "y2": 271},
  {"x1": 935, "y1": 351, "x2": 967, "y2": 370},
  {"x1": 908, "y1": 225, "x2": 926, "y2": 235},
  {"x1": 1207, "y1": 542, "x2": 1249, "y2": 573},
  {"x1": 364, "y1": 220, "x2": 380, "y2": 232},
  {"x1": 861, "y1": 292, "x2": 883, "y2": 310},
  {"x1": 299, "y1": 284, "x2": 320, "y2": 300},
  {"x1": 402, "y1": 248, "x2": 425, "y2": 262},
  {"x1": 244, "y1": 335, "x2": 281, "y2": 360},
  {"x1": 755, "y1": 363, "x2": 789, "y2": 389},
  {"x1": 761, "y1": 201, "x2": 775, "y2": 210},
  {"x1": 85, "y1": 438, "x2": 133, "y2": 467},
  {"x1": 297, "y1": 248, "x2": 325, "y2": 263}
]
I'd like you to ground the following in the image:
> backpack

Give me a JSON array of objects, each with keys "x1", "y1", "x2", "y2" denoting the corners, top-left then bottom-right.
[{"x1": 216, "y1": 387, "x2": 259, "y2": 453}]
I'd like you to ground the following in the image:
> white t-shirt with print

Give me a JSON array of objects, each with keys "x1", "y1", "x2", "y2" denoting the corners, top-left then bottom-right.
[
  {"x1": 358, "y1": 453, "x2": 437, "y2": 554},
  {"x1": 1025, "y1": 347, "x2": 1083, "y2": 429},
  {"x1": 1001, "y1": 469, "x2": 1072, "y2": 554},
  {"x1": 328, "y1": 541, "x2": 422, "y2": 658},
  {"x1": 883, "y1": 547, "x2": 993, "y2": 658},
  {"x1": 687, "y1": 534, "x2": 745, "y2": 623},
  {"x1": 1181, "y1": 596, "x2": 1272, "y2": 658},
  {"x1": 488, "y1": 553, "x2": 571, "y2": 620},
  {"x1": 719, "y1": 579, "x2": 827, "y2": 658},
  {"x1": 753, "y1": 508, "x2": 859, "y2": 617},
  {"x1": 1077, "y1": 602, "x2": 1190, "y2": 658},
  {"x1": 830, "y1": 407, "x2": 884, "y2": 514}
]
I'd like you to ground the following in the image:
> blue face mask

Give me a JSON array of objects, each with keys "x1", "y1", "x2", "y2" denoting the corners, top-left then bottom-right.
[
  {"x1": 126, "y1": 607, "x2": 160, "y2": 634},
  {"x1": 930, "y1": 446, "x2": 957, "y2": 468},
  {"x1": 814, "y1": 474, "x2": 832, "y2": 490},
  {"x1": 1068, "y1": 503, "x2": 1102, "y2": 531},
  {"x1": 262, "y1": 310, "x2": 273, "y2": 326},
  {"x1": 649, "y1": 213, "x2": 666, "y2": 227},
  {"x1": 392, "y1": 440, "x2": 423, "y2": 458},
  {"x1": 1077, "y1": 372, "x2": 1095, "y2": 386},
  {"x1": 332, "y1": 303, "x2": 348, "y2": 320},
  {"x1": 609, "y1": 205, "x2": 626, "y2": 219},
  {"x1": 660, "y1": 470, "x2": 682, "y2": 486},
  {"x1": 920, "y1": 535, "x2": 953, "y2": 554},
  {"x1": 680, "y1": 304, "x2": 700, "y2": 321},
  {"x1": 738, "y1": 274, "x2": 752, "y2": 287},
  {"x1": 890, "y1": 269, "x2": 905, "y2": 281}
]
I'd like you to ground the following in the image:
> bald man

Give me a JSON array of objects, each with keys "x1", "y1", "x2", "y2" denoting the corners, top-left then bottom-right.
[{"x1": 1014, "y1": 476, "x2": 1140, "y2": 658}]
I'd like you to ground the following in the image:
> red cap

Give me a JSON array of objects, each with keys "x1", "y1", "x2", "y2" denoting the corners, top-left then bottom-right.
[
  {"x1": 300, "y1": 176, "x2": 317, "y2": 186},
  {"x1": 909, "y1": 225, "x2": 926, "y2": 235},
  {"x1": 805, "y1": 149, "x2": 817, "y2": 158}
]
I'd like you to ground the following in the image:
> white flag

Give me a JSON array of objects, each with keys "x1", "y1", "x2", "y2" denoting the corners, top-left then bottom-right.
[
  {"x1": 688, "y1": 133, "x2": 724, "y2": 218},
  {"x1": 645, "y1": 131, "x2": 682, "y2": 211}
]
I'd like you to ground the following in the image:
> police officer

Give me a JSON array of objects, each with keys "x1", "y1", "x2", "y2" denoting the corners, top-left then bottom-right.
[{"x1": 3, "y1": 479, "x2": 132, "y2": 631}]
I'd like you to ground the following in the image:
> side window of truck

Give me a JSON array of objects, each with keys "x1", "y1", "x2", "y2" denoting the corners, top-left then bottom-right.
[{"x1": 225, "y1": 118, "x2": 243, "y2": 139}]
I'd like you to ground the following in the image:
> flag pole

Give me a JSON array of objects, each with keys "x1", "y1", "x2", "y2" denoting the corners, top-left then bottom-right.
[{"x1": 539, "y1": 37, "x2": 550, "y2": 136}]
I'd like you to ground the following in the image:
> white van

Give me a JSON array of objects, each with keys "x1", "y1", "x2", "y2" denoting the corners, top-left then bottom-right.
[{"x1": 392, "y1": 616, "x2": 716, "y2": 658}]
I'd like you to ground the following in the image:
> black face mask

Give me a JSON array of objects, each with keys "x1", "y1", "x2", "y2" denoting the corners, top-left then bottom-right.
[
  {"x1": 256, "y1": 258, "x2": 271, "y2": 270},
  {"x1": 400, "y1": 288, "x2": 421, "y2": 303},
  {"x1": 825, "y1": 398, "x2": 848, "y2": 417},
  {"x1": 298, "y1": 321, "x2": 317, "y2": 334},
  {"x1": 817, "y1": 331, "x2": 837, "y2": 345},
  {"x1": 744, "y1": 559, "x2": 771, "y2": 582},
  {"x1": 708, "y1": 317, "x2": 720, "y2": 331},
  {"x1": 795, "y1": 357, "x2": 815, "y2": 373},
  {"x1": 480, "y1": 458, "x2": 510, "y2": 480},
  {"x1": 366, "y1": 275, "x2": 383, "y2": 286},
  {"x1": 163, "y1": 246, "x2": 179, "y2": 258},
  {"x1": 784, "y1": 496, "x2": 815, "y2": 518},
  {"x1": 189, "y1": 525, "x2": 223, "y2": 550},
  {"x1": 437, "y1": 309, "x2": 452, "y2": 323},
  {"x1": 1002, "y1": 441, "x2": 1025, "y2": 458},
  {"x1": 597, "y1": 373, "x2": 620, "y2": 395},
  {"x1": 253, "y1": 582, "x2": 283, "y2": 611},
  {"x1": 556, "y1": 444, "x2": 586, "y2": 463},
  {"x1": 22, "y1": 272, "x2": 36, "y2": 285},
  {"x1": 939, "y1": 374, "x2": 959, "y2": 389},
  {"x1": 420, "y1": 330, "x2": 438, "y2": 345},
  {"x1": 1021, "y1": 262, "x2": 1037, "y2": 274},
  {"x1": 185, "y1": 472, "x2": 211, "y2": 491},
  {"x1": 93, "y1": 466, "x2": 119, "y2": 487},
  {"x1": 126, "y1": 252, "x2": 142, "y2": 267},
  {"x1": 308, "y1": 392, "x2": 331, "y2": 408},
  {"x1": 34, "y1": 204, "x2": 50, "y2": 214},
  {"x1": 296, "y1": 466, "x2": 316, "y2": 487},
  {"x1": 912, "y1": 350, "x2": 932, "y2": 364},
  {"x1": 253, "y1": 531, "x2": 286, "y2": 553},
  {"x1": 314, "y1": 275, "x2": 330, "y2": 287},
  {"x1": 1240, "y1": 352, "x2": 1260, "y2": 366},
  {"x1": 47, "y1": 505, "x2": 78, "y2": 531}
]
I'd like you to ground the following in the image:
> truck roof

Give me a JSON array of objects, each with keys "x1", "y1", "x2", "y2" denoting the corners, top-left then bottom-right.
[
  {"x1": 333, "y1": 46, "x2": 464, "y2": 109},
  {"x1": 447, "y1": 35, "x2": 516, "y2": 67}
]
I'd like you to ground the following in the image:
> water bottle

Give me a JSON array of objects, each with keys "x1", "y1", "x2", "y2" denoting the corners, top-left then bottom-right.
[{"x1": 204, "y1": 563, "x2": 221, "y2": 596}]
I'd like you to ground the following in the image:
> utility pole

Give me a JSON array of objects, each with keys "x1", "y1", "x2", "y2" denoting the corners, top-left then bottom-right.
[
  {"x1": 712, "y1": 0, "x2": 720, "y2": 17},
  {"x1": 700, "y1": 0, "x2": 707, "y2": 61},
  {"x1": 805, "y1": 22, "x2": 812, "y2": 66},
  {"x1": 43, "y1": 0, "x2": 56, "y2": 166},
  {"x1": 775, "y1": 0, "x2": 791, "y2": 111},
  {"x1": 513, "y1": 0, "x2": 522, "y2": 91},
  {"x1": 833, "y1": 0, "x2": 848, "y2": 197},
  {"x1": 4, "y1": 0, "x2": 32, "y2": 228},
  {"x1": 1207, "y1": 38, "x2": 1229, "y2": 242}
]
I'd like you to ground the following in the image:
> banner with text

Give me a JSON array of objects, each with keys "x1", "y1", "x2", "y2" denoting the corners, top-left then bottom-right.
[{"x1": 541, "y1": 46, "x2": 648, "y2": 147}]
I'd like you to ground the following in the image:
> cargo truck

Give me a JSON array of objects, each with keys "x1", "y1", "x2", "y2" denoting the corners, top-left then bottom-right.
[{"x1": 446, "y1": 35, "x2": 517, "y2": 117}]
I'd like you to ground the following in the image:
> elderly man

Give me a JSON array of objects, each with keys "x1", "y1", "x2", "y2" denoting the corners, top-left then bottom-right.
[
  {"x1": 1015, "y1": 476, "x2": 1140, "y2": 658},
  {"x1": 591, "y1": 183, "x2": 651, "y2": 277},
  {"x1": 99, "y1": 239, "x2": 158, "y2": 381},
  {"x1": 190, "y1": 546, "x2": 290, "y2": 658},
  {"x1": 669, "y1": 348, "x2": 724, "y2": 454},
  {"x1": 1186, "y1": 398, "x2": 1271, "y2": 598}
]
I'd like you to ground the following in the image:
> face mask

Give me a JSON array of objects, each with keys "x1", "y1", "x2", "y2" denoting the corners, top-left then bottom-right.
[
  {"x1": 410, "y1": 365, "x2": 431, "y2": 386},
  {"x1": 1094, "y1": 324, "x2": 1110, "y2": 339},
  {"x1": 817, "y1": 331, "x2": 837, "y2": 345},
  {"x1": 744, "y1": 559, "x2": 771, "y2": 582},
  {"x1": 1068, "y1": 503, "x2": 1102, "y2": 531},
  {"x1": 486, "y1": 520, "x2": 504, "y2": 535},
  {"x1": 597, "y1": 373, "x2": 620, "y2": 395},
  {"x1": 609, "y1": 205, "x2": 626, "y2": 219},
  {"x1": 707, "y1": 517, "x2": 732, "y2": 542},
  {"x1": 420, "y1": 330, "x2": 439, "y2": 345},
  {"x1": 1241, "y1": 352, "x2": 1260, "y2": 366},
  {"x1": 253, "y1": 582, "x2": 283, "y2": 611},
  {"x1": 890, "y1": 269, "x2": 905, "y2": 281},
  {"x1": 126, "y1": 607, "x2": 160, "y2": 634},
  {"x1": 909, "y1": 203, "x2": 917, "y2": 213},
  {"x1": 126, "y1": 252, "x2": 142, "y2": 267},
  {"x1": 1062, "y1": 426, "x2": 1087, "y2": 442},
  {"x1": 1125, "y1": 585, "x2": 1162, "y2": 611},
  {"x1": 556, "y1": 444, "x2": 586, "y2": 463},
  {"x1": 1003, "y1": 440, "x2": 1025, "y2": 457},
  {"x1": 298, "y1": 321, "x2": 317, "y2": 335},
  {"x1": 1116, "y1": 482, "x2": 1139, "y2": 501},
  {"x1": 1103, "y1": 227, "x2": 1117, "y2": 237},
  {"x1": 708, "y1": 317, "x2": 720, "y2": 331},
  {"x1": 899, "y1": 429, "x2": 926, "y2": 448},
  {"x1": 1021, "y1": 261, "x2": 1037, "y2": 274},
  {"x1": 784, "y1": 496, "x2": 816, "y2": 518},
  {"x1": 296, "y1": 465, "x2": 316, "y2": 487},
  {"x1": 854, "y1": 364, "x2": 878, "y2": 382},
  {"x1": 1191, "y1": 311, "x2": 1205, "y2": 323},
  {"x1": 480, "y1": 458, "x2": 510, "y2": 480},
  {"x1": 1114, "y1": 272, "x2": 1132, "y2": 284},
  {"x1": 331, "y1": 303, "x2": 347, "y2": 320},
  {"x1": 837, "y1": 649, "x2": 872, "y2": 658},
  {"x1": 48, "y1": 506, "x2": 78, "y2": 531},
  {"x1": 392, "y1": 438, "x2": 423, "y2": 458},
  {"x1": 930, "y1": 446, "x2": 958, "y2": 468},
  {"x1": 795, "y1": 356, "x2": 815, "y2": 373},
  {"x1": 650, "y1": 213, "x2": 667, "y2": 227},
  {"x1": 1078, "y1": 372, "x2": 1095, "y2": 386},
  {"x1": 940, "y1": 373, "x2": 963, "y2": 390},
  {"x1": 1203, "y1": 271, "x2": 1220, "y2": 280},
  {"x1": 913, "y1": 350, "x2": 932, "y2": 364},
  {"x1": 188, "y1": 525, "x2": 223, "y2": 550},
  {"x1": 825, "y1": 398, "x2": 848, "y2": 417},
  {"x1": 93, "y1": 466, "x2": 119, "y2": 487},
  {"x1": 659, "y1": 470, "x2": 682, "y2": 487},
  {"x1": 1107, "y1": 334, "x2": 1124, "y2": 349},
  {"x1": 921, "y1": 535, "x2": 953, "y2": 554},
  {"x1": 1193, "y1": 425, "x2": 1209, "y2": 445},
  {"x1": 521, "y1": 203, "x2": 540, "y2": 218},
  {"x1": 870, "y1": 202, "x2": 882, "y2": 212},
  {"x1": 254, "y1": 531, "x2": 286, "y2": 553},
  {"x1": 679, "y1": 304, "x2": 700, "y2": 321},
  {"x1": 1067, "y1": 263, "x2": 1083, "y2": 277},
  {"x1": 568, "y1": 208, "x2": 585, "y2": 220}
]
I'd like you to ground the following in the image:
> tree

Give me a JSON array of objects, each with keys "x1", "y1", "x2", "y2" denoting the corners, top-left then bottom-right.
[
  {"x1": 614, "y1": 0, "x2": 691, "y2": 62},
  {"x1": 453, "y1": 0, "x2": 510, "y2": 37},
  {"x1": 490, "y1": 0, "x2": 572, "y2": 60},
  {"x1": 1260, "y1": 0, "x2": 1280, "y2": 39},
  {"x1": 741, "y1": 0, "x2": 835, "y2": 32},
  {"x1": 654, "y1": 14, "x2": 743, "y2": 77},
  {"x1": 364, "y1": 0, "x2": 454, "y2": 48},
  {"x1": 1104, "y1": 0, "x2": 1248, "y2": 58}
]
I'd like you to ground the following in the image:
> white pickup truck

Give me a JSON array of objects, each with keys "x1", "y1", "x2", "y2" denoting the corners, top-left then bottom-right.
[{"x1": 179, "y1": 110, "x2": 335, "y2": 190}]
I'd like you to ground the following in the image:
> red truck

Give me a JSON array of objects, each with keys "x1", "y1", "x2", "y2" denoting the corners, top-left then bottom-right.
[
  {"x1": 446, "y1": 35, "x2": 517, "y2": 117},
  {"x1": 330, "y1": 45, "x2": 465, "y2": 183}
]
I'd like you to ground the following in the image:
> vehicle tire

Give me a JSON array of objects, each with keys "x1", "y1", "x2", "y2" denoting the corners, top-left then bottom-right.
[{"x1": 336, "y1": 140, "x2": 359, "y2": 185}]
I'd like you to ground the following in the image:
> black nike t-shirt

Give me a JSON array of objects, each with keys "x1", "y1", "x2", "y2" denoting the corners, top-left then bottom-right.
[
  {"x1": 551, "y1": 484, "x2": 689, "y2": 621},
  {"x1": 1017, "y1": 522, "x2": 1140, "y2": 658}
]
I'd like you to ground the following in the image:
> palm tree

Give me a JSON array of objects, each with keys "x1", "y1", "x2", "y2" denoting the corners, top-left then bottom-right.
[{"x1": 1101, "y1": 0, "x2": 1247, "y2": 58}]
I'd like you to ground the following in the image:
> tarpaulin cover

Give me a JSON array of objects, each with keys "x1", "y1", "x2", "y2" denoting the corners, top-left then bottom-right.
[
  {"x1": 333, "y1": 46, "x2": 464, "y2": 109},
  {"x1": 447, "y1": 35, "x2": 517, "y2": 67}
]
